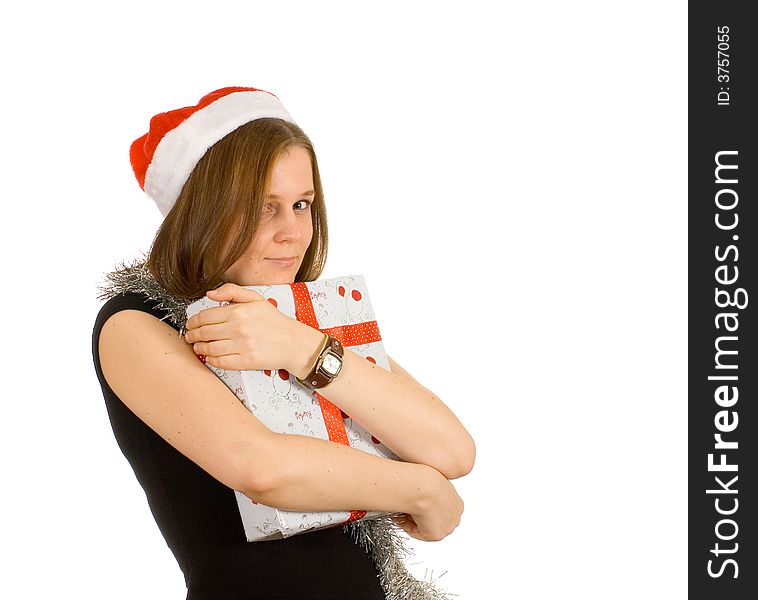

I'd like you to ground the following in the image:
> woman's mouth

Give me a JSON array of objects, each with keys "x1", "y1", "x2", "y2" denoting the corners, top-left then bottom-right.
[{"x1": 266, "y1": 256, "x2": 297, "y2": 267}]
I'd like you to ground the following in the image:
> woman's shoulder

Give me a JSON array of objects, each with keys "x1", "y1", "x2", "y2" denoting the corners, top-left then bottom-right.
[
  {"x1": 93, "y1": 291, "x2": 178, "y2": 343},
  {"x1": 92, "y1": 291, "x2": 184, "y2": 383},
  {"x1": 96, "y1": 290, "x2": 166, "y2": 321}
]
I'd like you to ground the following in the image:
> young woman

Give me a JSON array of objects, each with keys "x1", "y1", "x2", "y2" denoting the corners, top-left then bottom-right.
[{"x1": 92, "y1": 86, "x2": 475, "y2": 599}]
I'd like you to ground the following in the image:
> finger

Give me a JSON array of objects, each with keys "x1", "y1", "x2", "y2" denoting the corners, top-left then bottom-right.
[
  {"x1": 193, "y1": 340, "x2": 234, "y2": 357},
  {"x1": 207, "y1": 283, "x2": 265, "y2": 303},
  {"x1": 185, "y1": 322, "x2": 232, "y2": 343},
  {"x1": 204, "y1": 353, "x2": 243, "y2": 371},
  {"x1": 186, "y1": 304, "x2": 233, "y2": 331},
  {"x1": 392, "y1": 518, "x2": 411, "y2": 535},
  {"x1": 399, "y1": 522, "x2": 424, "y2": 540},
  {"x1": 390, "y1": 515, "x2": 421, "y2": 538}
]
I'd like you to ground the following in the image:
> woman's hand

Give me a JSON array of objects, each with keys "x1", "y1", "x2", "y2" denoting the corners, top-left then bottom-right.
[
  {"x1": 392, "y1": 468, "x2": 464, "y2": 542},
  {"x1": 184, "y1": 283, "x2": 303, "y2": 372}
]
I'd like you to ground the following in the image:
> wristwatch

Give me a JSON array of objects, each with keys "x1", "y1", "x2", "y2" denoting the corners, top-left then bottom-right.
[{"x1": 296, "y1": 333, "x2": 344, "y2": 389}]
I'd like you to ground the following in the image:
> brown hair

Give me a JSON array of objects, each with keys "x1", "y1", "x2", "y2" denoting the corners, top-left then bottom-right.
[{"x1": 146, "y1": 118, "x2": 328, "y2": 299}]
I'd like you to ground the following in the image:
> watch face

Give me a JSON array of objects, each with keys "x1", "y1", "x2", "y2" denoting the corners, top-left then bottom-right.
[{"x1": 321, "y1": 351, "x2": 342, "y2": 376}]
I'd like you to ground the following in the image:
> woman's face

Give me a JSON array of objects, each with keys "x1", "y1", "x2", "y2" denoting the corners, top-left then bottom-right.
[{"x1": 223, "y1": 145, "x2": 315, "y2": 286}]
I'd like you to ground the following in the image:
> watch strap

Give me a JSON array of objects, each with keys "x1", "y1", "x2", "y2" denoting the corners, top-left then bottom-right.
[{"x1": 296, "y1": 334, "x2": 344, "y2": 389}]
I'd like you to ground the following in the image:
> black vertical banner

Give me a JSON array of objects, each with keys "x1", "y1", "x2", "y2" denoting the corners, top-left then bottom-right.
[{"x1": 690, "y1": 4, "x2": 757, "y2": 599}]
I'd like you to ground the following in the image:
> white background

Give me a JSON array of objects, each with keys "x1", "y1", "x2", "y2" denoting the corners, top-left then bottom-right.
[{"x1": 1, "y1": 1, "x2": 686, "y2": 598}]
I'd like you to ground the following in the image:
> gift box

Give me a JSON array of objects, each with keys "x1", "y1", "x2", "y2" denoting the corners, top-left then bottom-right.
[{"x1": 186, "y1": 274, "x2": 400, "y2": 541}]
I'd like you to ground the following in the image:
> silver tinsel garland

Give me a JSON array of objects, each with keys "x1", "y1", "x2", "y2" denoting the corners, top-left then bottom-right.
[{"x1": 96, "y1": 256, "x2": 456, "y2": 600}]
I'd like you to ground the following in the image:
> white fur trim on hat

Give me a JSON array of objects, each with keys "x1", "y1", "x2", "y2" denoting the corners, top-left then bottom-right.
[{"x1": 144, "y1": 90, "x2": 295, "y2": 217}]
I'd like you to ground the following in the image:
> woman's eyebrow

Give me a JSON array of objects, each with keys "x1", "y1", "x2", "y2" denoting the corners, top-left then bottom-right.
[{"x1": 266, "y1": 190, "x2": 315, "y2": 199}]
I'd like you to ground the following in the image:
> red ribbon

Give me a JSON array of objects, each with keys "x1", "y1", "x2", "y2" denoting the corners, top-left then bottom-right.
[{"x1": 289, "y1": 282, "x2": 383, "y2": 524}]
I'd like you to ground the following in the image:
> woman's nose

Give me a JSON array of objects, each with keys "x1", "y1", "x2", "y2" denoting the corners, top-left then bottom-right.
[{"x1": 273, "y1": 208, "x2": 303, "y2": 242}]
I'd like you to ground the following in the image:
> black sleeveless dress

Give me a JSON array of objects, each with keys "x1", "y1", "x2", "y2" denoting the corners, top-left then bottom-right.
[{"x1": 92, "y1": 291, "x2": 386, "y2": 600}]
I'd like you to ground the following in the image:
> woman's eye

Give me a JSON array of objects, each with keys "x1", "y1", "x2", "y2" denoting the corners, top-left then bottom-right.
[{"x1": 263, "y1": 201, "x2": 310, "y2": 214}]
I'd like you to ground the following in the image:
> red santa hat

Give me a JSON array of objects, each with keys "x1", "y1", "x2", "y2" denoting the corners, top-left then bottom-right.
[{"x1": 129, "y1": 86, "x2": 295, "y2": 217}]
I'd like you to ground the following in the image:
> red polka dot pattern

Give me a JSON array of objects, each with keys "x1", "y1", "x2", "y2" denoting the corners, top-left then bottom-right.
[
  {"x1": 315, "y1": 391, "x2": 349, "y2": 445},
  {"x1": 322, "y1": 321, "x2": 382, "y2": 347},
  {"x1": 345, "y1": 509, "x2": 367, "y2": 523},
  {"x1": 351, "y1": 289, "x2": 362, "y2": 301},
  {"x1": 290, "y1": 284, "x2": 351, "y2": 444},
  {"x1": 289, "y1": 281, "x2": 372, "y2": 523},
  {"x1": 291, "y1": 283, "x2": 319, "y2": 328}
]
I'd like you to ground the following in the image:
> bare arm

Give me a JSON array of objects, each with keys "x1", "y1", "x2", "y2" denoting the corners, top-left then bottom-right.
[
  {"x1": 290, "y1": 324, "x2": 476, "y2": 479},
  {"x1": 98, "y1": 310, "x2": 450, "y2": 517},
  {"x1": 249, "y1": 433, "x2": 444, "y2": 515}
]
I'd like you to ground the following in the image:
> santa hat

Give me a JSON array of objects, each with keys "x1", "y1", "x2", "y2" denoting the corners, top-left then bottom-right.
[{"x1": 129, "y1": 86, "x2": 295, "y2": 217}]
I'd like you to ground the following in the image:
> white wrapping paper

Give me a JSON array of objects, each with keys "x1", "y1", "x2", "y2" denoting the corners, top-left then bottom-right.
[{"x1": 186, "y1": 274, "x2": 400, "y2": 541}]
